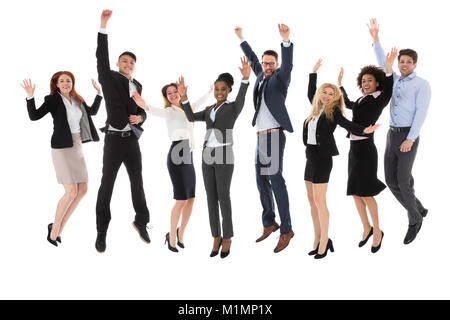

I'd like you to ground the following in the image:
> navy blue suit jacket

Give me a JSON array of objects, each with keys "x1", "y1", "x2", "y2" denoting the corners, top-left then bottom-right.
[{"x1": 240, "y1": 40, "x2": 294, "y2": 133}]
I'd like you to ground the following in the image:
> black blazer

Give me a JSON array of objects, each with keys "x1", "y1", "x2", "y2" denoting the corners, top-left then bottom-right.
[
  {"x1": 183, "y1": 82, "x2": 249, "y2": 147},
  {"x1": 240, "y1": 41, "x2": 294, "y2": 133},
  {"x1": 303, "y1": 73, "x2": 366, "y2": 158},
  {"x1": 96, "y1": 32, "x2": 147, "y2": 134},
  {"x1": 26, "y1": 93, "x2": 102, "y2": 149},
  {"x1": 340, "y1": 74, "x2": 393, "y2": 138}
]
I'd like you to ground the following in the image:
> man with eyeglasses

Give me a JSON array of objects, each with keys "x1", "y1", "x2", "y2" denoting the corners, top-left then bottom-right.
[{"x1": 235, "y1": 24, "x2": 295, "y2": 253}]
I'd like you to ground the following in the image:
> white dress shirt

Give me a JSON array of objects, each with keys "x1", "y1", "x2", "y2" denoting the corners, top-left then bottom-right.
[
  {"x1": 59, "y1": 93, "x2": 82, "y2": 134},
  {"x1": 307, "y1": 109, "x2": 323, "y2": 145},
  {"x1": 255, "y1": 81, "x2": 281, "y2": 131},
  {"x1": 206, "y1": 101, "x2": 232, "y2": 148}
]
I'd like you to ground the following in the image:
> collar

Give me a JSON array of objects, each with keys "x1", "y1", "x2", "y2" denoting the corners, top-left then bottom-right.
[
  {"x1": 361, "y1": 90, "x2": 382, "y2": 100},
  {"x1": 213, "y1": 100, "x2": 230, "y2": 110},
  {"x1": 400, "y1": 72, "x2": 417, "y2": 81}
]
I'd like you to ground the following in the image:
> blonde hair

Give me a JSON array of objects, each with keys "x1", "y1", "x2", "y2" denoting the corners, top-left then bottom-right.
[{"x1": 305, "y1": 83, "x2": 345, "y2": 125}]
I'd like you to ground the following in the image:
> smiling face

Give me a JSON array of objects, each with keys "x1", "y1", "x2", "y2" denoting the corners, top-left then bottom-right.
[
  {"x1": 165, "y1": 85, "x2": 180, "y2": 105},
  {"x1": 56, "y1": 74, "x2": 73, "y2": 96},
  {"x1": 320, "y1": 86, "x2": 336, "y2": 105},
  {"x1": 398, "y1": 55, "x2": 417, "y2": 78},
  {"x1": 116, "y1": 55, "x2": 135, "y2": 77},
  {"x1": 214, "y1": 81, "x2": 230, "y2": 105},
  {"x1": 262, "y1": 55, "x2": 279, "y2": 78},
  {"x1": 361, "y1": 74, "x2": 379, "y2": 95}
]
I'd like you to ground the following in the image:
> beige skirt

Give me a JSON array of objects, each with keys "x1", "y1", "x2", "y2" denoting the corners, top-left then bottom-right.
[{"x1": 51, "y1": 133, "x2": 88, "y2": 185}]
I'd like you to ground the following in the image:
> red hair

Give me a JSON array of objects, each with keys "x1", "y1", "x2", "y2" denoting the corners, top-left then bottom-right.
[{"x1": 50, "y1": 71, "x2": 85, "y2": 103}]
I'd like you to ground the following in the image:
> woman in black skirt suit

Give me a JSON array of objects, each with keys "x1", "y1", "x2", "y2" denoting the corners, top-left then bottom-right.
[
  {"x1": 304, "y1": 59, "x2": 379, "y2": 259},
  {"x1": 338, "y1": 48, "x2": 397, "y2": 253}
]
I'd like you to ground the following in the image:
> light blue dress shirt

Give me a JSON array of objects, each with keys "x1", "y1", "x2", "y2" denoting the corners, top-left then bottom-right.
[{"x1": 373, "y1": 42, "x2": 431, "y2": 141}]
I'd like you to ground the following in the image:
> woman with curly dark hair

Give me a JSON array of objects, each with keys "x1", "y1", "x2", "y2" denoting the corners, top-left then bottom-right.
[{"x1": 338, "y1": 48, "x2": 397, "y2": 253}]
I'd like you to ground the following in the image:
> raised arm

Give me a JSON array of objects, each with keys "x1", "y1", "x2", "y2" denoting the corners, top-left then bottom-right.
[
  {"x1": 374, "y1": 48, "x2": 397, "y2": 108},
  {"x1": 21, "y1": 79, "x2": 52, "y2": 121},
  {"x1": 307, "y1": 59, "x2": 322, "y2": 104},
  {"x1": 368, "y1": 18, "x2": 389, "y2": 72},
  {"x1": 337, "y1": 67, "x2": 356, "y2": 110},
  {"x1": 85, "y1": 79, "x2": 103, "y2": 115},
  {"x1": 231, "y1": 56, "x2": 251, "y2": 117},
  {"x1": 132, "y1": 91, "x2": 173, "y2": 119},
  {"x1": 97, "y1": 10, "x2": 113, "y2": 83},
  {"x1": 177, "y1": 76, "x2": 207, "y2": 122},
  {"x1": 277, "y1": 24, "x2": 293, "y2": 84},
  {"x1": 236, "y1": 27, "x2": 263, "y2": 76}
]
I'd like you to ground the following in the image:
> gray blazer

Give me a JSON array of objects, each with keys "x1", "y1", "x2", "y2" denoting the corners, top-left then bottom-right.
[{"x1": 183, "y1": 82, "x2": 249, "y2": 147}]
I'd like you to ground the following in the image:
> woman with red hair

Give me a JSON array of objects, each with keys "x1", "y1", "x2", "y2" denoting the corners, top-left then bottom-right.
[{"x1": 21, "y1": 71, "x2": 102, "y2": 247}]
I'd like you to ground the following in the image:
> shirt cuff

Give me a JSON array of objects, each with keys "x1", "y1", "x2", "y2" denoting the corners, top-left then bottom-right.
[
  {"x1": 26, "y1": 96, "x2": 34, "y2": 100},
  {"x1": 282, "y1": 40, "x2": 291, "y2": 47},
  {"x1": 241, "y1": 80, "x2": 249, "y2": 84},
  {"x1": 386, "y1": 73, "x2": 393, "y2": 76},
  {"x1": 181, "y1": 100, "x2": 189, "y2": 105},
  {"x1": 240, "y1": 39, "x2": 246, "y2": 44},
  {"x1": 99, "y1": 28, "x2": 107, "y2": 34}
]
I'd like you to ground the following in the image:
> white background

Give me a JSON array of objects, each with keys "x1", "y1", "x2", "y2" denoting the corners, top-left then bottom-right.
[{"x1": 0, "y1": 0, "x2": 448, "y2": 300}]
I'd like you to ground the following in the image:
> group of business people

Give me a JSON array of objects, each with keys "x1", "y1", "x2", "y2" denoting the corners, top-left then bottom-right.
[{"x1": 22, "y1": 11, "x2": 431, "y2": 259}]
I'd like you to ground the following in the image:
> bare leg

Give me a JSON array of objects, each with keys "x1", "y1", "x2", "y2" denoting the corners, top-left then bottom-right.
[
  {"x1": 58, "y1": 183, "x2": 88, "y2": 237},
  {"x1": 353, "y1": 195, "x2": 372, "y2": 241},
  {"x1": 51, "y1": 184, "x2": 78, "y2": 240},
  {"x1": 170, "y1": 200, "x2": 186, "y2": 248},
  {"x1": 362, "y1": 196, "x2": 382, "y2": 247},
  {"x1": 178, "y1": 197, "x2": 195, "y2": 244},
  {"x1": 305, "y1": 181, "x2": 320, "y2": 250},
  {"x1": 313, "y1": 183, "x2": 330, "y2": 255}
]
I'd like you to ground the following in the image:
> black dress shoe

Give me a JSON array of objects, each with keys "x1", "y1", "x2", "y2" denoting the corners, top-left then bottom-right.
[
  {"x1": 165, "y1": 233, "x2": 179, "y2": 252},
  {"x1": 404, "y1": 220, "x2": 423, "y2": 245},
  {"x1": 56, "y1": 236, "x2": 62, "y2": 244},
  {"x1": 177, "y1": 228, "x2": 185, "y2": 249},
  {"x1": 359, "y1": 227, "x2": 373, "y2": 248},
  {"x1": 371, "y1": 231, "x2": 384, "y2": 253},
  {"x1": 133, "y1": 222, "x2": 151, "y2": 244},
  {"x1": 47, "y1": 223, "x2": 58, "y2": 247},
  {"x1": 308, "y1": 243, "x2": 319, "y2": 256},
  {"x1": 210, "y1": 238, "x2": 223, "y2": 257},
  {"x1": 95, "y1": 232, "x2": 107, "y2": 253},
  {"x1": 220, "y1": 240, "x2": 232, "y2": 259}
]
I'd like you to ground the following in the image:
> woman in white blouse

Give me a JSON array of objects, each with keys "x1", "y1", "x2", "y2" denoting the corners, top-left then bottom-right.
[{"x1": 133, "y1": 84, "x2": 211, "y2": 252}]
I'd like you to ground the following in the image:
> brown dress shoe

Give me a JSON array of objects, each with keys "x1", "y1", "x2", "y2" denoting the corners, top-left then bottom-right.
[
  {"x1": 274, "y1": 230, "x2": 294, "y2": 253},
  {"x1": 256, "y1": 222, "x2": 280, "y2": 243}
]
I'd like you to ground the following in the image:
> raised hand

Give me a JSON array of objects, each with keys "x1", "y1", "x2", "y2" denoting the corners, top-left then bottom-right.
[
  {"x1": 337, "y1": 67, "x2": 344, "y2": 86},
  {"x1": 367, "y1": 18, "x2": 379, "y2": 42},
  {"x1": 312, "y1": 58, "x2": 322, "y2": 73},
  {"x1": 363, "y1": 123, "x2": 381, "y2": 134},
  {"x1": 176, "y1": 76, "x2": 188, "y2": 100},
  {"x1": 91, "y1": 79, "x2": 102, "y2": 95},
  {"x1": 386, "y1": 47, "x2": 398, "y2": 74},
  {"x1": 132, "y1": 91, "x2": 149, "y2": 111},
  {"x1": 209, "y1": 84, "x2": 214, "y2": 94},
  {"x1": 101, "y1": 10, "x2": 113, "y2": 28},
  {"x1": 21, "y1": 79, "x2": 36, "y2": 97},
  {"x1": 234, "y1": 27, "x2": 244, "y2": 40},
  {"x1": 278, "y1": 24, "x2": 290, "y2": 42},
  {"x1": 239, "y1": 56, "x2": 252, "y2": 80}
]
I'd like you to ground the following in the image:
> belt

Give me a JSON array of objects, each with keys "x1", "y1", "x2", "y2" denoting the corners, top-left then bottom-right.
[
  {"x1": 105, "y1": 130, "x2": 132, "y2": 138},
  {"x1": 389, "y1": 126, "x2": 411, "y2": 133},
  {"x1": 257, "y1": 128, "x2": 281, "y2": 136}
]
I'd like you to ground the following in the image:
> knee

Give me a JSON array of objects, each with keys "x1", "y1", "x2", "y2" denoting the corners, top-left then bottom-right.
[
  {"x1": 66, "y1": 187, "x2": 78, "y2": 201},
  {"x1": 185, "y1": 198, "x2": 195, "y2": 208},
  {"x1": 78, "y1": 184, "x2": 88, "y2": 198}
]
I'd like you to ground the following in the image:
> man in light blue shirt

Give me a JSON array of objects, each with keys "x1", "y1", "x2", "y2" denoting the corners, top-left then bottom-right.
[{"x1": 368, "y1": 19, "x2": 431, "y2": 245}]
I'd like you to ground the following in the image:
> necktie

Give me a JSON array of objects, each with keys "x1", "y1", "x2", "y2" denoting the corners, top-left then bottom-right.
[{"x1": 252, "y1": 78, "x2": 267, "y2": 126}]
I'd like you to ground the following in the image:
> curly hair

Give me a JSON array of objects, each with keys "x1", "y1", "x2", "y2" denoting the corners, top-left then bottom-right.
[{"x1": 357, "y1": 65, "x2": 386, "y2": 93}]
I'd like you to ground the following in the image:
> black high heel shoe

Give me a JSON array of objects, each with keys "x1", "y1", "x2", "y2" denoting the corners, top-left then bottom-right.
[
  {"x1": 314, "y1": 239, "x2": 334, "y2": 259},
  {"x1": 308, "y1": 243, "x2": 320, "y2": 256},
  {"x1": 220, "y1": 239, "x2": 232, "y2": 259},
  {"x1": 359, "y1": 227, "x2": 373, "y2": 247},
  {"x1": 165, "y1": 233, "x2": 179, "y2": 252},
  {"x1": 210, "y1": 238, "x2": 223, "y2": 257},
  {"x1": 371, "y1": 231, "x2": 384, "y2": 253},
  {"x1": 47, "y1": 224, "x2": 58, "y2": 247},
  {"x1": 56, "y1": 236, "x2": 62, "y2": 244},
  {"x1": 176, "y1": 228, "x2": 184, "y2": 249}
]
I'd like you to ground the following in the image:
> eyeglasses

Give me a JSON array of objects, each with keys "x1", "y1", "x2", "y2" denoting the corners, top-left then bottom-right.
[{"x1": 261, "y1": 62, "x2": 276, "y2": 67}]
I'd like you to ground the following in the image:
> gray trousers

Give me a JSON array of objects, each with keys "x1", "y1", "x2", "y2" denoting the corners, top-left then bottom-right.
[
  {"x1": 384, "y1": 130, "x2": 425, "y2": 225},
  {"x1": 202, "y1": 146, "x2": 235, "y2": 239}
]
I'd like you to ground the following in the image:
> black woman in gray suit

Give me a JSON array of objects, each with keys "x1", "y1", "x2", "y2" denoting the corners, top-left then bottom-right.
[{"x1": 178, "y1": 57, "x2": 251, "y2": 258}]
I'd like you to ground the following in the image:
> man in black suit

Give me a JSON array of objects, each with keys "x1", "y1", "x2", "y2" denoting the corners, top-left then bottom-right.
[
  {"x1": 95, "y1": 10, "x2": 150, "y2": 253},
  {"x1": 235, "y1": 24, "x2": 294, "y2": 253}
]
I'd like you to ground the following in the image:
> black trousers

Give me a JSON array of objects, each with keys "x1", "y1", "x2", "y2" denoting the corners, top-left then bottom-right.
[{"x1": 96, "y1": 134, "x2": 150, "y2": 233}]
